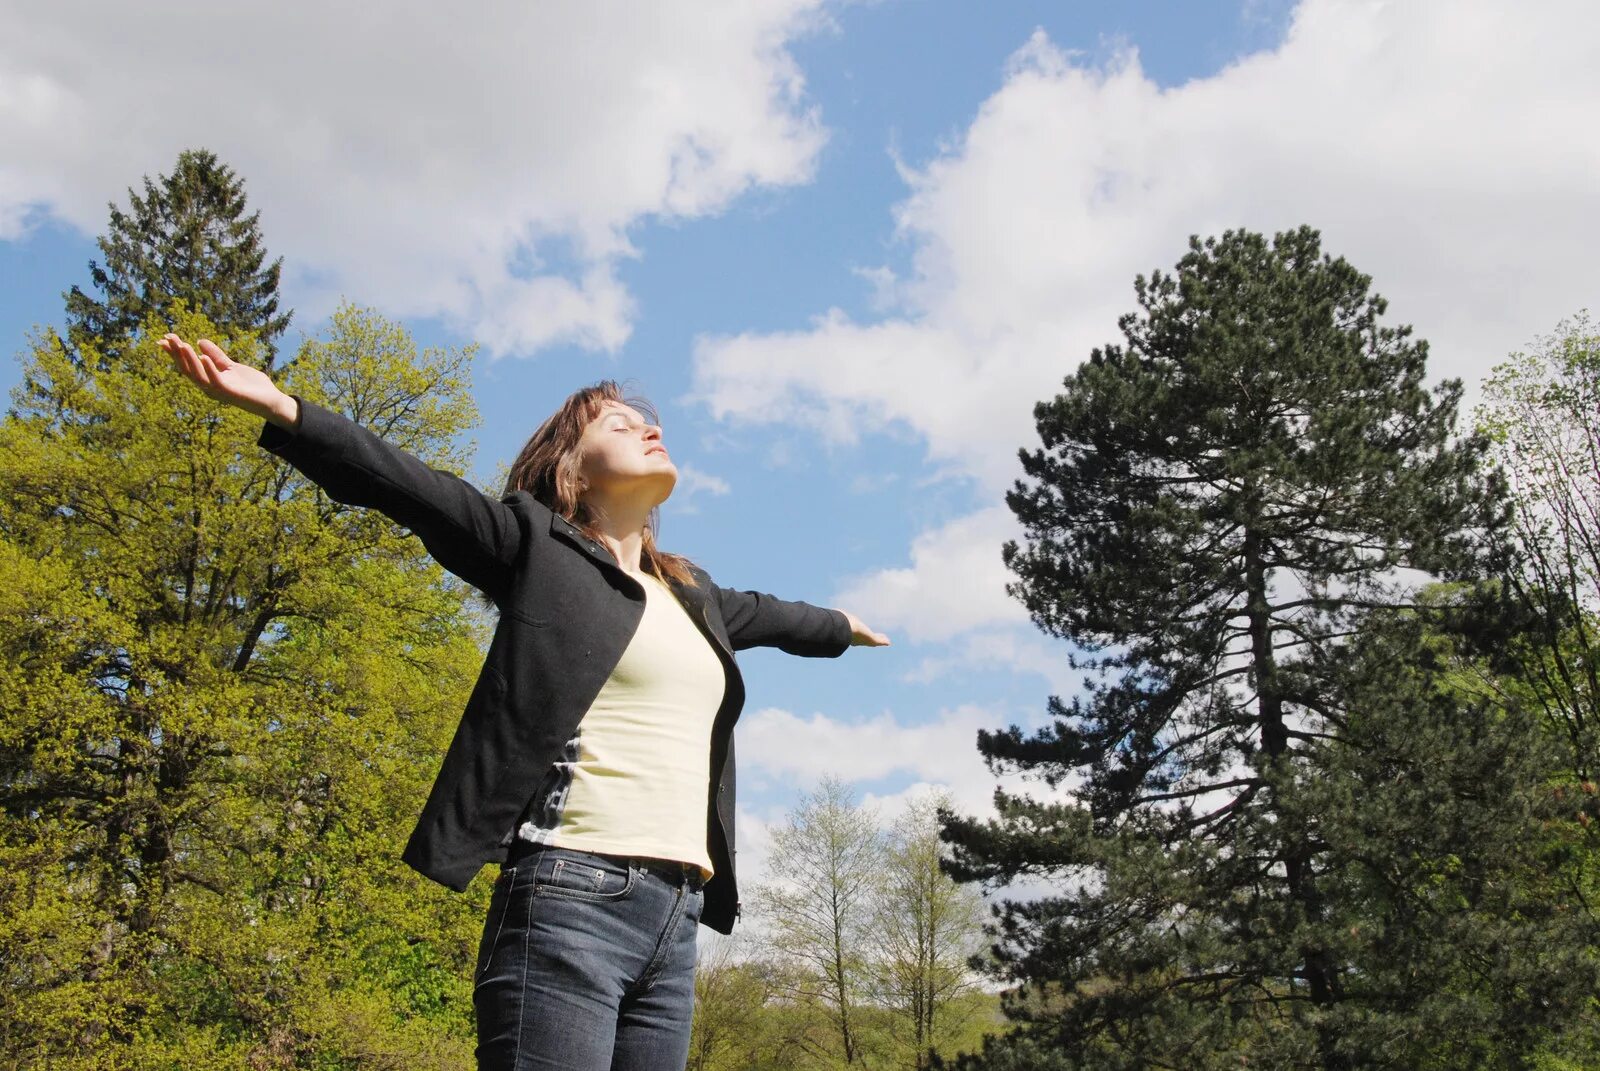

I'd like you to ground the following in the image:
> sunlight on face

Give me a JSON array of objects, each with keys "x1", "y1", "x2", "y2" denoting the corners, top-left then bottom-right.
[{"x1": 578, "y1": 400, "x2": 675, "y2": 506}]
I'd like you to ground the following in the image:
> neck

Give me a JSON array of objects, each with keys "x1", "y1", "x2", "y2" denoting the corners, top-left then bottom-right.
[{"x1": 582, "y1": 495, "x2": 655, "y2": 574}]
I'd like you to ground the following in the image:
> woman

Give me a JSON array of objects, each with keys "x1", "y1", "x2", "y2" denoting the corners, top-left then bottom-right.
[{"x1": 159, "y1": 333, "x2": 890, "y2": 1071}]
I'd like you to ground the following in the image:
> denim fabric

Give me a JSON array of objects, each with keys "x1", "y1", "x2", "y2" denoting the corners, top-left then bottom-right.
[{"x1": 473, "y1": 843, "x2": 704, "y2": 1070}]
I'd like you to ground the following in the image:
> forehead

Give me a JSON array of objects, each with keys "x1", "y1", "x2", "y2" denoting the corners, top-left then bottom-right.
[{"x1": 591, "y1": 400, "x2": 649, "y2": 425}]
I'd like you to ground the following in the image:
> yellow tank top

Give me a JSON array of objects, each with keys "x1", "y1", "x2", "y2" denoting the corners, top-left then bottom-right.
[{"x1": 515, "y1": 570, "x2": 725, "y2": 879}]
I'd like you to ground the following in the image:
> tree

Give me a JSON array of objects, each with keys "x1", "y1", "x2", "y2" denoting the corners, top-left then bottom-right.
[
  {"x1": 62, "y1": 148, "x2": 292, "y2": 365},
  {"x1": 937, "y1": 227, "x2": 1532, "y2": 1067},
  {"x1": 689, "y1": 935, "x2": 785, "y2": 1071},
  {"x1": 1294, "y1": 588, "x2": 1600, "y2": 1069},
  {"x1": 872, "y1": 789, "x2": 990, "y2": 1070},
  {"x1": 0, "y1": 300, "x2": 493, "y2": 1067},
  {"x1": 1478, "y1": 311, "x2": 1600, "y2": 778},
  {"x1": 750, "y1": 775, "x2": 885, "y2": 1066}
]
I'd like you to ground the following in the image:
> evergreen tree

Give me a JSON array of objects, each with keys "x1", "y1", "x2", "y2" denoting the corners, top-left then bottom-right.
[
  {"x1": 940, "y1": 589, "x2": 1600, "y2": 1069},
  {"x1": 935, "y1": 228, "x2": 1565, "y2": 1067},
  {"x1": 62, "y1": 148, "x2": 292, "y2": 365}
]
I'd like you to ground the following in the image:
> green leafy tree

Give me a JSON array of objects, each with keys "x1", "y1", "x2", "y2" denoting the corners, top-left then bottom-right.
[
  {"x1": 750, "y1": 776, "x2": 886, "y2": 1067},
  {"x1": 871, "y1": 789, "x2": 990, "y2": 1070},
  {"x1": 936, "y1": 228, "x2": 1546, "y2": 1068},
  {"x1": 690, "y1": 935, "x2": 786, "y2": 1071},
  {"x1": 0, "y1": 301, "x2": 492, "y2": 1068},
  {"x1": 62, "y1": 148, "x2": 292, "y2": 365},
  {"x1": 1478, "y1": 311, "x2": 1600, "y2": 777}
]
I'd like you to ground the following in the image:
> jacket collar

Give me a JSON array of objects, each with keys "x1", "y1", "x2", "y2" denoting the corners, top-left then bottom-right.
[{"x1": 548, "y1": 511, "x2": 712, "y2": 617}]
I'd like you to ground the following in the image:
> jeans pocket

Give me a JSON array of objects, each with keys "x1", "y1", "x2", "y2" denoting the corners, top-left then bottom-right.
[
  {"x1": 474, "y1": 866, "x2": 516, "y2": 984},
  {"x1": 533, "y1": 849, "x2": 636, "y2": 902}
]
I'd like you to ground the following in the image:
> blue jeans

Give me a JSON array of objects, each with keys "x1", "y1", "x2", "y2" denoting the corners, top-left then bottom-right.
[{"x1": 473, "y1": 843, "x2": 705, "y2": 1070}]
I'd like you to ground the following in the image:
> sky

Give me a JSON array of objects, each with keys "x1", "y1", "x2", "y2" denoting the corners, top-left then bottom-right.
[{"x1": 3, "y1": 0, "x2": 1600, "y2": 938}]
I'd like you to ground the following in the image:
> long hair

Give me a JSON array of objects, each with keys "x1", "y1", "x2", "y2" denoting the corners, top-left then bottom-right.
[{"x1": 500, "y1": 380, "x2": 699, "y2": 589}]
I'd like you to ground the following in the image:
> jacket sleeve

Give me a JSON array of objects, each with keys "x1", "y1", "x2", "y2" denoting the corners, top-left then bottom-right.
[
  {"x1": 257, "y1": 393, "x2": 522, "y2": 598},
  {"x1": 715, "y1": 586, "x2": 852, "y2": 657}
]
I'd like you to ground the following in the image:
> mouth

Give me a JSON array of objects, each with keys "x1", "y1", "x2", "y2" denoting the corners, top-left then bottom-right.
[{"x1": 647, "y1": 446, "x2": 668, "y2": 457}]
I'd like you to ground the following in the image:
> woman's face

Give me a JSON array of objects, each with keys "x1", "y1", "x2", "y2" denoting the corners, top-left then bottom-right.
[{"x1": 577, "y1": 400, "x2": 677, "y2": 507}]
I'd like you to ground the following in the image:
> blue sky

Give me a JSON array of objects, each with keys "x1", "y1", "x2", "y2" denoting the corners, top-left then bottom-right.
[{"x1": 3, "y1": 0, "x2": 1597, "y2": 901}]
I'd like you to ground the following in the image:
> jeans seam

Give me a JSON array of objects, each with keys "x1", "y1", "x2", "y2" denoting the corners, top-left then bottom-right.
[
  {"x1": 636, "y1": 881, "x2": 688, "y2": 993},
  {"x1": 474, "y1": 866, "x2": 517, "y2": 989},
  {"x1": 513, "y1": 877, "x2": 531, "y2": 1069}
]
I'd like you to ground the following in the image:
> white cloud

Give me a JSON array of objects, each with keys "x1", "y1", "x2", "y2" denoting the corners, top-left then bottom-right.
[
  {"x1": 734, "y1": 700, "x2": 1072, "y2": 835},
  {"x1": 903, "y1": 626, "x2": 1083, "y2": 699},
  {"x1": 831, "y1": 505, "x2": 1027, "y2": 643},
  {"x1": 661, "y1": 460, "x2": 732, "y2": 517},
  {"x1": 692, "y1": 2, "x2": 1600, "y2": 474},
  {"x1": 690, "y1": 0, "x2": 1600, "y2": 670},
  {"x1": 674, "y1": 462, "x2": 732, "y2": 499},
  {"x1": 739, "y1": 701, "x2": 1000, "y2": 785},
  {"x1": 0, "y1": 0, "x2": 833, "y2": 355}
]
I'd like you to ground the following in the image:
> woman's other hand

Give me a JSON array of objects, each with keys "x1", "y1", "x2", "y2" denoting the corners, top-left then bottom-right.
[
  {"x1": 840, "y1": 609, "x2": 890, "y2": 647},
  {"x1": 159, "y1": 333, "x2": 299, "y2": 429}
]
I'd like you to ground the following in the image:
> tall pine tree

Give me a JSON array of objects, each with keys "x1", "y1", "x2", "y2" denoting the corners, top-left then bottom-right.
[
  {"x1": 935, "y1": 228, "x2": 1565, "y2": 1068},
  {"x1": 62, "y1": 148, "x2": 291, "y2": 365}
]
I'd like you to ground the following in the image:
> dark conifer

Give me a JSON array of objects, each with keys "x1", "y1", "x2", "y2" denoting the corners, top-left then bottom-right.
[
  {"x1": 63, "y1": 148, "x2": 291, "y2": 365},
  {"x1": 934, "y1": 228, "x2": 1591, "y2": 1068}
]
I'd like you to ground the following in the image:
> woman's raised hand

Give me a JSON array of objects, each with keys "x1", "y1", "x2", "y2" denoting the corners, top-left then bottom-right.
[
  {"x1": 158, "y1": 333, "x2": 299, "y2": 428},
  {"x1": 840, "y1": 609, "x2": 891, "y2": 647}
]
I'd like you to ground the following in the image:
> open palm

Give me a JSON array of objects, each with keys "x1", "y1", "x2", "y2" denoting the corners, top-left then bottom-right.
[{"x1": 158, "y1": 334, "x2": 284, "y2": 421}]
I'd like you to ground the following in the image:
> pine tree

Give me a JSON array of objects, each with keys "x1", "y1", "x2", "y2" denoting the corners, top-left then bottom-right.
[
  {"x1": 62, "y1": 148, "x2": 292, "y2": 365},
  {"x1": 933, "y1": 227, "x2": 1575, "y2": 1067}
]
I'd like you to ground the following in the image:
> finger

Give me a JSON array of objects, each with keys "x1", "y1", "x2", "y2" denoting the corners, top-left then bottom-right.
[
  {"x1": 196, "y1": 338, "x2": 231, "y2": 368},
  {"x1": 179, "y1": 340, "x2": 216, "y2": 388},
  {"x1": 168, "y1": 337, "x2": 197, "y2": 379},
  {"x1": 167, "y1": 337, "x2": 207, "y2": 387}
]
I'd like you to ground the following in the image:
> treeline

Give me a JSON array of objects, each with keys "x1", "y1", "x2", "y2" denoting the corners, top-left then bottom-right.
[
  {"x1": 688, "y1": 780, "x2": 1001, "y2": 1071},
  {"x1": 2, "y1": 150, "x2": 1597, "y2": 1070}
]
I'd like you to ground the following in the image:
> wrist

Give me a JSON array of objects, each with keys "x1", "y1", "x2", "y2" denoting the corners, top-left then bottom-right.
[{"x1": 264, "y1": 393, "x2": 300, "y2": 431}]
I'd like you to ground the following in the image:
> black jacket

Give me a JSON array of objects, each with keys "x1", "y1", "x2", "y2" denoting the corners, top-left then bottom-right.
[{"x1": 257, "y1": 395, "x2": 851, "y2": 933}]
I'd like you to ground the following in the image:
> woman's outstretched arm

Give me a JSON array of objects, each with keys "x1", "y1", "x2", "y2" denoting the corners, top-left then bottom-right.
[
  {"x1": 714, "y1": 585, "x2": 890, "y2": 655},
  {"x1": 161, "y1": 333, "x2": 524, "y2": 599}
]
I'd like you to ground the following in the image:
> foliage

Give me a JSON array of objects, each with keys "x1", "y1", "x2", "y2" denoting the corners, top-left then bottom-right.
[
  {"x1": 1478, "y1": 311, "x2": 1600, "y2": 778},
  {"x1": 749, "y1": 776, "x2": 886, "y2": 1066},
  {"x1": 935, "y1": 227, "x2": 1594, "y2": 1068},
  {"x1": 0, "y1": 300, "x2": 493, "y2": 1068},
  {"x1": 873, "y1": 790, "x2": 991, "y2": 1070},
  {"x1": 726, "y1": 783, "x2": 1000, "y2": 1070}
]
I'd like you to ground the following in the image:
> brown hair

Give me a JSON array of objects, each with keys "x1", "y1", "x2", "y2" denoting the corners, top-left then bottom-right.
[{"x1": 501, "y1": 379, "x2": 699, "y2": 589}]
